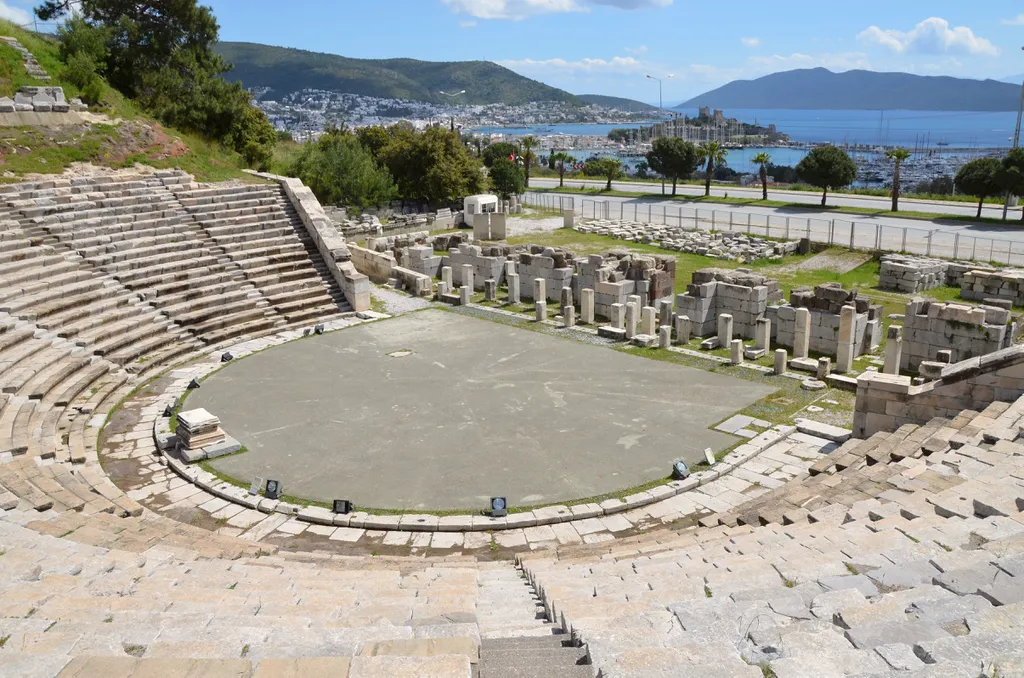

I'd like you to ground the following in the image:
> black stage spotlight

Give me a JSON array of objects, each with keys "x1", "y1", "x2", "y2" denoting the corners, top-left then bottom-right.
[
  {"x1": 221, "y1": 352, "x2": 234, "y2": 363},
  {"x1": 332, "y1": 499, "x2": 353, "y2": 515},
  {"x1": 672, "y1": 460, "x2": 691, "y2": 480},
  {"x1": 303, "y1": 328, "x2": 312, "y2": 337},
  {"x1": 265, "y1": 479, "x2": 282, "y2": 500},
  {"x1": 314, "y1": 323, "x2": 325, "y2": 335},
  {"x1": 489, "y1": 497, "x2": 508, "y2": 518},
  {"x1": 162, "y1": 403, "x2": 174, "y2": 418},
  {"x1": 187, "y1": 378, "x2": 201, "y2": 390}
]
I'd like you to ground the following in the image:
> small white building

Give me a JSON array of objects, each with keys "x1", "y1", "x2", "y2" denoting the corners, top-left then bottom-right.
[{"x1": 463, "y1": 194, "x2": 498, "y2": 219}]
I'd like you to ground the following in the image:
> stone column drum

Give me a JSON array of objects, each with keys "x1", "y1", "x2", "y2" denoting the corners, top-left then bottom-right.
[
  {"x1": 883, "y1": 325, "x2": 903, "y2": 375},
  {"x1": 580, "y1": 288, "x2": 595, "y2": 325},
  {"x1": 793, "y1": 308, "x2": 811, "y2": 360}
]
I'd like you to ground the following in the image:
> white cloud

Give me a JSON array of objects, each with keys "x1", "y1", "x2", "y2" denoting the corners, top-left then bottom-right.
[
  {"x1": 441, "y1": 0, "x2": 672, "y2": 20},
  {"x1": 857, "y1": 17, "x2": 998, "y2": 56},
  {"x1": 740, "y1": 37, "x2": 760, "y2": 48},
  {"x1": 624, "y1": 45, "x2": 648, "y2": 55},
  {"x1": 0, "y1": 1, "x2": 32, "y2": 25},
  {"x1": 1001, "y1": 14, "x2": 1024, "y2": 26},
  {"x1": 459, "y1": 20, "x2": 478, "y2": 28}
]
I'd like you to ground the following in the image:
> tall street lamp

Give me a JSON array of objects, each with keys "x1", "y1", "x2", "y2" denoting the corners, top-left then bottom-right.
[
  {"x1": 647, "y1": 74, "x2": 674, "y2": 194},
  {"x1": 1004, "y1": 48, "x2": 1024, "y2": 221},
  {"x1": 440, "y1": 90, "x2": 467, "y2": 131}
]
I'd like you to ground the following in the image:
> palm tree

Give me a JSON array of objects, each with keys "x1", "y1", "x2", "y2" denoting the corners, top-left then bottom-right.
[
  {"x1": 520, "y1": 136, "x2": 537, "y2": 188},
  {"x1": 698, "y1": 141, "x2": 728, "y2": 197},
  {"x1": 885, "y1": 148, "x2": 912, "y2": 212},
  {"x1": 550, "y1": 151, "x2": 572, "y2": 187},
  {"x1": 753, "y1": 152, "x2": 772, "y2": 201}
]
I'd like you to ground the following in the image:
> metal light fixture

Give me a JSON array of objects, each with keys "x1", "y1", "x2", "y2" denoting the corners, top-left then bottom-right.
[
  {"x1": 162, "y1": 403, "x2": 174, "y2": 418},
  {"x1": 187, "y1": 378, "x2": 201, "y2": 390},
  {"x1": 333, "y1": 499, "x2": 353, "y2": 515},
  {"x1": 265, "y1": 479, "x2": 282, "y2": 501},
  {"x1": 489, "y1": 497, "x2": 508, "y2": 518},
  {"x1": 249, "y1": 476, "x2": 264, "y2": 496},
  {"x1": 314, "y1": 323, "x2": 325, "y2": 335},
  {"x1": 672, "y1": 460, "x2": 691, "y2": 480},
  {"x1": 221, "y1": 352, "x2": 234, "y2": 363}
]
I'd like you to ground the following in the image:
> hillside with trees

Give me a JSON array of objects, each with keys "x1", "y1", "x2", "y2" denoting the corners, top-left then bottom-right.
[
  {"x1": 578, "y1": 95, "x2": 658, "y2": 112},
  {"x1": 217, "y1": 42, "x2": 582, "y2": 106},
  {"x1": 679, "y1": 68, "x2": 1023, "y2": 111}
]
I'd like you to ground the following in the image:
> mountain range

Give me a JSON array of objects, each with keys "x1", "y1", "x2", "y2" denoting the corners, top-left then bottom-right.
[
  {"x1": 678, "y1": 68, "x2": 1023, "y2": 112},
  {"x1": 216, "y1": 42, "x2": 581, "y2": 106}
]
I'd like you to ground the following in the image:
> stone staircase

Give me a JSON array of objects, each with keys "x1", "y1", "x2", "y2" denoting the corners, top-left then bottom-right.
[{"x1": 518, "y1": 402, "x2": 1024, "y2": 678}]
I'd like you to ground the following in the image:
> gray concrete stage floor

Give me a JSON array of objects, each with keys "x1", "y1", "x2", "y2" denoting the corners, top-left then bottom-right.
[{"x1": 192, "y1": 310, "x2": 776, "y2": 510}]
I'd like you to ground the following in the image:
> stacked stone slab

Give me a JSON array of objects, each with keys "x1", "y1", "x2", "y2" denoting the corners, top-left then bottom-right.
[
  {"x1": 900, "y1": 299, "x2": 1017, "y2": 372},
  {"x1": 576, "y1": 219, "x2": 799, "y2": 262},
  {"x1": 443, "y1": 243, "x2": 506, "y2": 290},
  {"x1": 175, "y1": 408, "x2": 225, "y2": 450},
  {"x1": 574, "y1": 251, "x2": 675, "y2": 318},
  {"x1": 961, "y1": 268, "x2": 1024, "y2": 306},
  {"x1": 676, "y1": 268, "x2": 781, "y2": 339},
  {"x1": 768, "y1": 284, "x2": 882, "y2": 358},
  {"x1": 516, "y1": 247, "x2": 573, "y2": 302},
  {"x1": 1, "y1": 86, "x2": 88, "y2": 114},
  {"x1": 878, "y1": 254, "x2": 948, "y2": 293}
]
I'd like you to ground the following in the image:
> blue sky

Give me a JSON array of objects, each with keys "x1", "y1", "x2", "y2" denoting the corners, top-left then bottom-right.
[{"x1": 3, "y1": 0, "x2": 1023, "y2": 102}]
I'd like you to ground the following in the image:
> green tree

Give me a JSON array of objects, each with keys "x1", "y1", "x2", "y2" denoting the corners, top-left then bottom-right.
[
  {"x1": 885, "y1": 148, "x2": 912, "y2": 212},
  {"x1": 378, "y1": 127, "x2": 484, "y2": 204},
  {"x1": 795, "y1": 146, "x2": 858, "y2": 206},
  {"x1": 955, "y1": 157, "x2": 1004, "y2": 219},
  {"x1": 355, "y1": 126, "x2": 393, "y2": 156},
  {"x1": 646, "y1": 137, "x2": 699, "y2": 196},
  {"x1": 697, "y1": 141, "x2": 728, "y2": 197},
  {"x1": 489, "y1": 157, "x2": 525, "y2": 198},
  {"x1": 482, "y1": 142, "x2": 517, "y2": 168},
  {"x1": 753, "y1": 152, "x2": 772, "y2": 200},
  {"x1": 550, "y1": 152, "x2": 573, "y2": 187},
  {"x1": 226, "y1": 103, "x2": 277, "y2": 171},
  {"x1": 520, "y1": 135, "x2": 537, "y2": 188},
  {"x1": 289, "y1": 128, "x2": 397, "y2": 208},
  {"x1": 587, "y1": 157, "x2": 622, "y2": 191},
  {"x1": 634, "y1": 160, "x2": 649, "y2": 179},
  {"x1": 999, "y1": 148, "x2": 1024, "y2": 222}
]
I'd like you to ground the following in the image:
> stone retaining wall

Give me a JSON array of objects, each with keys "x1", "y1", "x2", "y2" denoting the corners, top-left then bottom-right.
[
  {"x1": 901, "y1": 300, "x2": 1015, "y2": 372},
  {"x1": 854, "y1": 344, "x2": 1024, "y2": 437},
  {"x1": 676, "y1": 269, "x2": 780, "y2": 338},
  {"x1": 768, "y1": 284, "x2": 881, "y2": 357},
  {"x1": 251, "y1": 172, "x2": 371, "y2": 312},
  {"x1": 443, "y1": 244, "x2": 507, "y2": 290},
  {"x1": 879, "y1": 254, "x2": 997, "y2": 294},
  {"x1": 574, "y1": 252, "x2": 674, "y2": 317},
  {"x1": 517, "y1": 247, "x2": 573, "y2": 302},
  {"x1": 961, "y1": 269, "x2": 1024, "y2": 306}
]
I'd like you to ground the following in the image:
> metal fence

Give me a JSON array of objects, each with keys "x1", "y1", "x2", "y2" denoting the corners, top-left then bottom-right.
[{"x1": 522, "y1": 193, "x2": 1024, "y2": 267}]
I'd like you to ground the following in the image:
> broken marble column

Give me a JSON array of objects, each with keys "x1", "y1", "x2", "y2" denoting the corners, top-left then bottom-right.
[
  {"x1": 718, "y1": 313, "x2": 734, "y2": 348},
  {"x1": 536, "y1": 300, "x2": 547, "y2": 321},
  {"x1": 563, "y1": 306, "x2": 575, "y2": 328},
  {"x1": 817, "y1": 357, "x2": 831, "y2": 380},
  {"x1": 534, "y1": 278, "x2": 546, "y2": 302},
  {"x1": 627, "y1": 294, "x2": 642, "y2": 309},
  {"x1": 611, "y1": 303, "x2": 625, "y2": 330},
  {"x1": 441, "y1": 266, "x2": 453, "y2": 288},
  {"x1": 794, "y1": 308, "x2": 811, "y2": 360},
  {"x1": 580, "y1": 288, "x2": 595, "y2": 324},
  {"x1": 560, "y1": 286, "x2": 573, "y2": 309},
  {"x1": 775, "y1": 349, "x2": 788, "y2": 375},
  {"x1": 507, "y1": 273, "x2": 520, "y2": 304},
  {"x1": 459, "y1": 285, "x2": 471, "y2": 305},
  {"x1": 675, "y1": 314, "x2": 691, "y2": 345},
  {"x1": 755, "y1": 318, "x2": 771, "y2": 351},
  {"x1": 883, "y1": 325, "x2": 902, "y2": 375},
  {"x1": 484, "y1": 279, "x2": 497, "y2": 302},
  {"x1": 731, "y1": 339, "x2": 744, "y2": 365},
  {"x1": 625, "y1": 302, "x2": 638, "y2": 339},
  {"x1": 641, "y1": 306, "x2": 657, "y2": 336},
  {"x1": 658, "y1": 299, "x2": 673, "y2": 328},
  {"x1": 659, "y1": 326, "x2": 672, "y2": 349},
  {"x1": 436, "y1": 281, "x2": 449, "y2": 298},
  {"x1": 836, "y1": 305, "x2": 856, "y2": 373},
  {"x1": 462, "y1": 264, "x2": 474, "y2": 292}
]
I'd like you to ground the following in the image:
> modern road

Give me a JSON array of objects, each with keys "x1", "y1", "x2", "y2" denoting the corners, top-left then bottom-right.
[
  {"x1": 530, "y1": 177, "x2": 1023, "y2": 222},
  {"x1": 525, "y1": 182, "x2": 1024, "y2": 266}
]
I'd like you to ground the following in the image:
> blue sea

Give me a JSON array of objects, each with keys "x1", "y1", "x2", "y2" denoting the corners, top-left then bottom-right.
[
  {"x1": 473, "y1": 109, "x2": 1021, "y2": 177},
  {"x1": 473, "y1": 109, "x2": 1020, "y2": 149}
]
